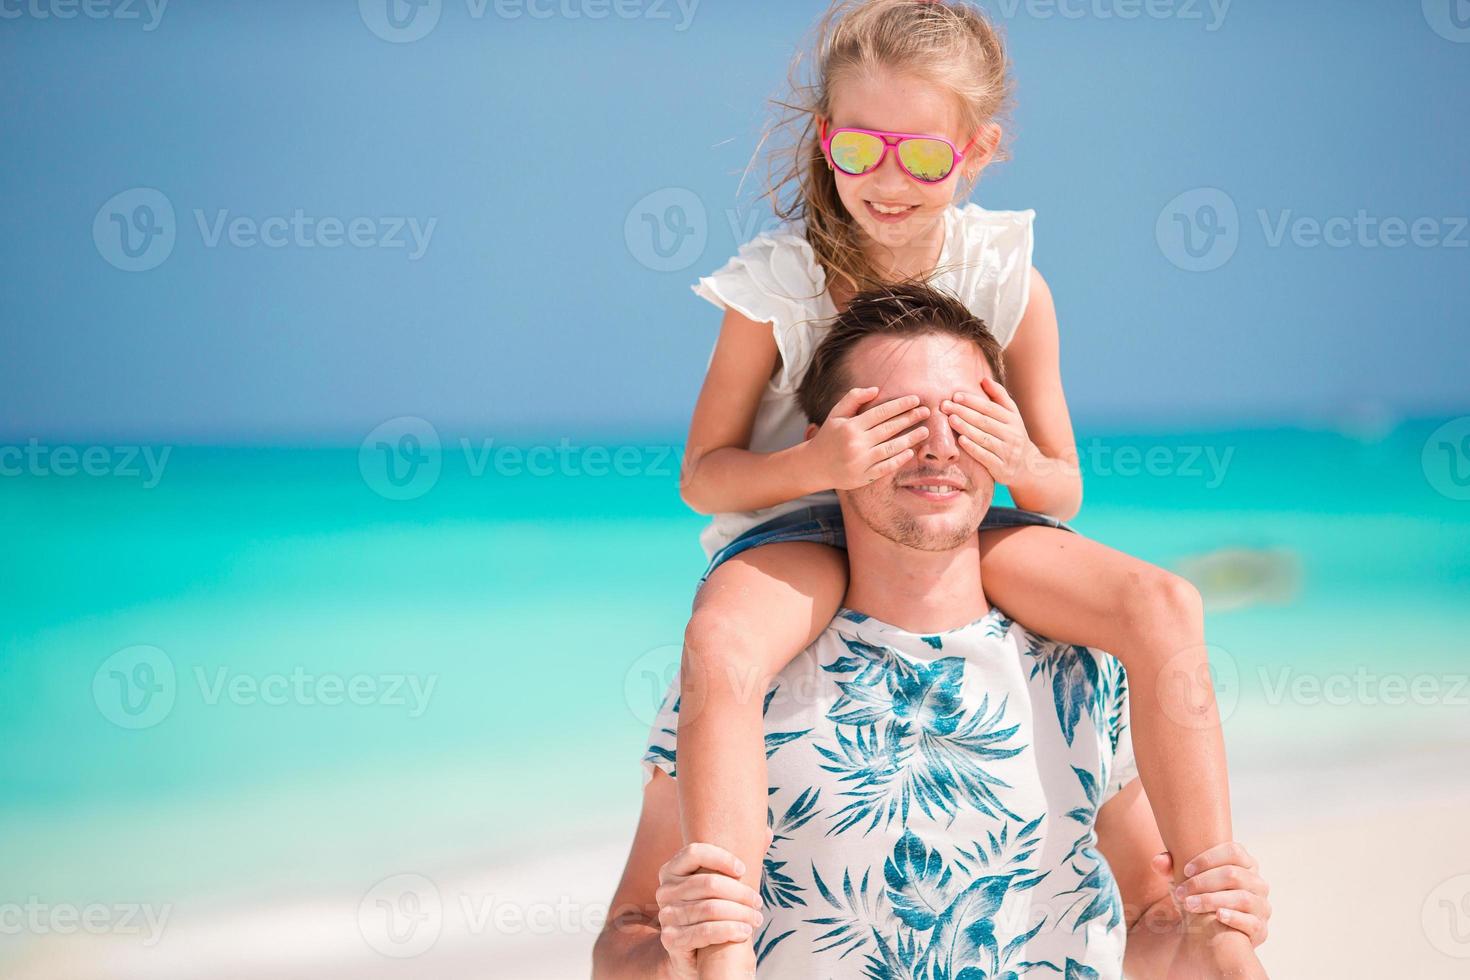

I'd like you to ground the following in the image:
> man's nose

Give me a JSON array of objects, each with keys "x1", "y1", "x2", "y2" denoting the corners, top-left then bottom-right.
[{"x1": 920, "y1": 406, "x2": 960, "y2": 462}]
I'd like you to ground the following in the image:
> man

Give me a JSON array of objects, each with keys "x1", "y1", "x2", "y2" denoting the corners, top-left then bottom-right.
[{"x1": 594, "y1": 285, "x2": 1270, "y2": 978}]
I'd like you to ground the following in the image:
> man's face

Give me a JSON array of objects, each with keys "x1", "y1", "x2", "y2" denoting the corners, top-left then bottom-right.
[{"x1": 833, "y1": 332, "x2": 996, "y2": 551}]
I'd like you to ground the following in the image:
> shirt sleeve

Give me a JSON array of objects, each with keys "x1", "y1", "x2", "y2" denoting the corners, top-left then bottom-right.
[
  {"x1": 947, "y1": 204, "x2": 1036, "y2": 350},
  {"x1": 640, "y1": 673, "x2": 682, "y2": 787},
  {"x1": 690, "y1": 231, "x2": 828, "y2": 395},
  {"x1": 1101, "y1": 660, "x2": 1138, "y2": 804}
]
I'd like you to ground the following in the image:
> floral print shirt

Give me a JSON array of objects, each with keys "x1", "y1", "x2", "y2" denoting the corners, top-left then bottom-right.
[{"x1": 642, "y1": 606, "x2": 1138, "y2": 980}]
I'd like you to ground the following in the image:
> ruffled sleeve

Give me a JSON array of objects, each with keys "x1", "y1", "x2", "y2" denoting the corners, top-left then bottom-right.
[
  {"x1": 691, "y1": 229, "x2": 831, "y2": 395},
  {"x1": 942, "y1": 204, "x2": 1036, "y2": 350}
]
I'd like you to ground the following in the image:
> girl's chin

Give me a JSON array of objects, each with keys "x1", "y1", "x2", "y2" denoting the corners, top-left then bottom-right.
[{"x1": 849, "y1": 205, "x2": 939, "y2": 246}]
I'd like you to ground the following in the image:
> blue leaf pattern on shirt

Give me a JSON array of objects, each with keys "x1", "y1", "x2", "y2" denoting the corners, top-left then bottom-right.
[{"x1": 644, "y1": 616, "x2": 1132, "y2": 977}]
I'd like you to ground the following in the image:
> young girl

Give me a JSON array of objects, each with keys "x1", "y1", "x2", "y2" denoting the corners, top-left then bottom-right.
[{"x1": 673, "y1": 1, "x2": 1261, "y2": 976}]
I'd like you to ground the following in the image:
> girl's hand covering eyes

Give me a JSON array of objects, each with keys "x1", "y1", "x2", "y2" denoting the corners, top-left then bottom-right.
[
  {"x1": 944, "y1": 377, "x2": 1045, "y2": 487},
  {"x1": 806, "y1": 386, "x2": 933, "y2": 490}
]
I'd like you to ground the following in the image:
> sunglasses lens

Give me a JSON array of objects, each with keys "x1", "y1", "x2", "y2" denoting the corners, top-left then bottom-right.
[
  {"x1": 898, "y1": 138, "x2": 956, "y2": 181},
  {"x1": 829, "y1": 131, "x2": 884, "y2": 176}
]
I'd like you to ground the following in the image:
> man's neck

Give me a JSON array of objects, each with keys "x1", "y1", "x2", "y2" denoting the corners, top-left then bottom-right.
[{"x1": 841, "y1": 521, "x2": 990, "y2": 636}]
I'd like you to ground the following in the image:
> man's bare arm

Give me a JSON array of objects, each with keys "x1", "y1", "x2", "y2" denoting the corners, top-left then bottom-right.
[
  {"x1": 593, "y1": 770, "x2": 684, "y2": 980},
  {"x1": 592, "y1": 768, "x2": 763, "y2": 980},
  {"x1": 1096, "y1": 778, "x2": 1271, "y2": 978}
]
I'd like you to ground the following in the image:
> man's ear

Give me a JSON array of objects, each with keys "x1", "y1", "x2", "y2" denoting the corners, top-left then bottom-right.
[{"x1": 804, "y1": 422, "x2": 819, "y2": 441}]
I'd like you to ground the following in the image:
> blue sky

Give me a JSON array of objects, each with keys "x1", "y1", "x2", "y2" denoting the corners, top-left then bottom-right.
[{"x1": 2, "y1": 0, "x2": 1467, "y2": 443}]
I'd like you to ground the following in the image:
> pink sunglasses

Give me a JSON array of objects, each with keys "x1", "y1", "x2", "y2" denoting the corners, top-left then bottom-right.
[{"x1": 819, "y1": 118, "x2": 982, "y2": 184}]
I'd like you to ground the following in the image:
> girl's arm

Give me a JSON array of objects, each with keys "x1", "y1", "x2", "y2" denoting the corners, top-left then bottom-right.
[
  {"x1": 942, "y1": 267, "x2": 1083, "y2": 521},
  {"x1": 678, "y1": 307, "x2": 819, "y2": 515}
]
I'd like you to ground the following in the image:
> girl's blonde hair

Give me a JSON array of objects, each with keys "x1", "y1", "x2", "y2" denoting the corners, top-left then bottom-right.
[{"x1": 755, "y1": 0, "x2": 1014, "y2": 297}]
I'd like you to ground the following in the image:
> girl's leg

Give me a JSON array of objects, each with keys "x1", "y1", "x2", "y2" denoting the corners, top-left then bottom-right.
[
  {"x1": 978, "y1": 526, "x2": 1262, "y2": 974},
  {"x1": 679, "y1": 540, "x2": 848, "y2": 980}
]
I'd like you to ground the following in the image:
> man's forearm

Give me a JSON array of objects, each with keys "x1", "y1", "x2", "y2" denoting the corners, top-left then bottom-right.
[{"x1": 592, "y1": 916, "x2": 674, "y2": 980}]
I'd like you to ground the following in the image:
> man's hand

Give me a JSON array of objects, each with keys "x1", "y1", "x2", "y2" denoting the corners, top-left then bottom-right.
[
  {"x1": 655, "y1": 842, "x2": 763, "y2": 980},
  {"x1": 1126, "y1": 841, "x2": 1272, "y2": 979}
]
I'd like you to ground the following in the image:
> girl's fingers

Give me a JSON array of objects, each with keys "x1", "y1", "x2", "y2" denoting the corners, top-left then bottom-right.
[
  {"x1": 957, "y1": 436, "x2": 1005, "y2": 477},
  {"x1": 948, "y1": 413, "x2": 1001, "y2": 451},
  {"x1": 1179, "y1": 866, "x2": 1266, "y2": 899},
  {"x1": 855, "y1": 393, "x2": 922, "y2": 429},
  {"x1": 1182, "y1": 842, "x2": 1260, "y2": 877},
  {"x1": 979, "y1": 376, "x2": 1020, "y2": 412},
  {"x1": 1181, "y1": 889, "x2": 1268, "y2": 918},
  {"x1": 955, "y1": 412, "x2": 1017, "y2": 447},
  {"x1": 661, "y1": 843, "x2": 747, "y2": 882},
  {"x1": 867, "y1": 405, "x2": 931, "y2": 442},
  {"x1": 828, "y1": 386, "x2": 881, "y2": 421},
  {"x1": 664, "y1": 920, "x2": 756, "y2": 952},
  {"x1": 661, "y1": 873, "x2": 762, "y2": 909},
  {"x1": 659, "y1": 898, "x2": 764, "y2": 929},
  {"x1": 944, "y1": 395, "x2": 1011, "y2": 427},
  {"x1": 1215, "y1": 908, "x2": 1268, "y2": 947},
  {"x1": 862, "y1": 448, "x2": 916, "y2": 483},
  {"x1": 869, "y1": 427, "x2": 929, "y2": 463}
]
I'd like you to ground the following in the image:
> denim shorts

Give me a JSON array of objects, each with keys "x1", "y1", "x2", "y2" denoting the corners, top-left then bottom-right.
[{"x1": 697, "y1": 502, "x2": 1074, "y2": 590}]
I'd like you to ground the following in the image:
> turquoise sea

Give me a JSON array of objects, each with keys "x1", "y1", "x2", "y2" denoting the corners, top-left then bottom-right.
[{"x1": 3, "y1": 421, "x2": 1469, "y2": 919}]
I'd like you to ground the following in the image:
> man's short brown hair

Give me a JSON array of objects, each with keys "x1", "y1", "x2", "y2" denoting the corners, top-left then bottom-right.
[{"x1": 796, "y1": 282, "x2": 1006, "y2": 425}]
